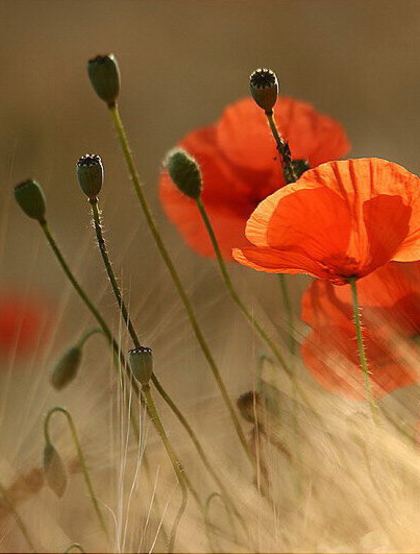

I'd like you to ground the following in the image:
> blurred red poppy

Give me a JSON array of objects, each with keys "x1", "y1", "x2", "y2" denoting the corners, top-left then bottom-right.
[
  {"x1": 301, "y1": 263, "x2": 420, "y2": 399},
  {"x1": 0, "y1": 292, "x2": 51, "y2": 357},
  {"x1": 233, "y1": 158, "x2": 420, "y2": 285},
  {"x1": 160, "y1": 96, "x2": 350, "y2": 258}
]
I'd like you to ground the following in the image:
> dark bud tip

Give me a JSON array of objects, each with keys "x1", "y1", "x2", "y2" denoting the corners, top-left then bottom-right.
[
  {"x1": 237, "y1": 391, "x2": 262, "y2": 423},
  {"x1": 43, "y1": 443, "x2": 67, "y2": 498},
  {"x1": 76, "y1": 154, "x2": 104, "y2": 199},
  {"x1": 165, "y1": 148, "x2": 202, "y2": 200},
  {"x1": 291, "y1": 159, "x2": 311, "y2": 179},
  {"x1": 129, "y1": 346, "x2": 153, "y2": 385},
  {"x1": 249, "y1": 68, "x2": 278, "y2": 112},
  {"x1": 14, "y1": 179, "x2": 46, "y2": 222},
  {"x1": 51, "y1": 346, "x2": 82, "y2": 390},
  {"x1": 87, "y1": 54, "x2": 120, "y2": 107}
]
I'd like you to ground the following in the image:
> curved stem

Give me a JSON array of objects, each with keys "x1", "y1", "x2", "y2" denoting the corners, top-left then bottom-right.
[
  {"x1": 44, "y1": 407, "x2": 108, "y2": 536},
  {"x1": 108, "y1": 103, "x2": 251, "y2": 464},
  {"x1": 76, "y1": 327, "x2": 103, "y2": 349},
  {"x1": 0, "y1": 482, "x2": 36, "y2": 552},
  {"x1": 349, "y1": 277, "x2": 378, "y2": 421},
  {"x1": 89, "y1": 197, "x2": 244, "y2": 524},
  {"x1": 142, "y1": 385, "x2": 188, "y2": 553},
  {"x1": 64, "y1": 543, "x2": 86, "y2": 553}
]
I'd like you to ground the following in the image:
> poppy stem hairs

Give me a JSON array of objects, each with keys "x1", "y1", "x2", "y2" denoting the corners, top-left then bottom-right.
[
  {"x1": 348, "y1": 278, "x2": 378, "y2": 421},
  {"x1": 43, "y1": 407, "x2": 108, "y2": 536}
]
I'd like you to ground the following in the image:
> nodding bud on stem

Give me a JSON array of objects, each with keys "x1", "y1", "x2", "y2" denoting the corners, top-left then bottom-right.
[
  {"x1": 129, "y1": 346, "x2": 153, "y2": 385},
  {"x1": 51, "y1": 347, "x2": 82, "y2": 390},
  {"x1": 43, "y1": 442, "x2": 67, "y2": 498},
  {"x1": 77, "y1": 154, "x2": 104, "y2": 199},
  {"x1": 87, "y1": 54, "x2": 120, "y2": 107},
  {"x1": 237, "y1": 391, "x2": 262, "y2": 423},
  {"x1": 249, "y1": 68, "x2": 278, "y2": 112},
  {"x1": 166, "y1": 148, "x2": 202, "y2": 199},
  {"x1": 14, "y1": 179, "x2": 46, "y2": 222}
]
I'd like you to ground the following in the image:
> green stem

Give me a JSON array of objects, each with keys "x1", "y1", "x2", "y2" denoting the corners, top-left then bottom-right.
[
  {"x1": 64, "y1": 543, "x2": 86, "y2": 553},
  {"x1": 89, "y1": 197, "x2": 244, "y2": 526},
  {"x1": 39, "y1": 220, "x2": 142, "y2": 440},
  {"x1": 44, "y1": 407, "x2": 108, "y2": 536},
  {"x1": 349, "y1": 278, "x2": 378, "y2": 420},
  {"x1": 277, "y1": 274, "x2": 296, "y2": 360},
  {"x1": 108, "y1": 103, "x2": 250, "y2": 464},
  {"x1": 0, "y1": 482, "x2": 36, "y2": 552},
  {"x1": 142, "y1": 385, "x2": 188, "y2": 553},
  {"x1": 76, "y1": 327, "x2": 103, "y2": 349},
  {"x1": 265, "y1": 110, "x2": 297, "y2": 183}
]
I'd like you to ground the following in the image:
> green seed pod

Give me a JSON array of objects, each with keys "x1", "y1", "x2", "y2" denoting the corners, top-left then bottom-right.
[
  {"x1": 129, "y1": 346, "x2": 153, "y2": 385},
  {"x1": 76, "y1": 154, "x2": 104, "y2": 199},
  {"x1": 14, "y1": 179, "x2": 46, "y2": 222},
  {"x1": 43, "y1": 442, "x2": 67, "y2": 498},
  {"x1": 166, "y1": 148, "x2": 202, "y2": 200},
  {"x1": 87, "y1": 54, "x2": 120, "y2": 107},
  {"x1": 249, "y1": 68, "x2": 278, "y2": 113},
  {"x1": 51, "y1": 346, "x2": 82, "y2": 390}
]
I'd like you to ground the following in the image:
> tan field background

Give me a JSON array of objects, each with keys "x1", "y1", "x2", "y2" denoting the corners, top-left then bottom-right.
[{"x1": 1, "y1": 1, "x2": 420, "y2": 552}]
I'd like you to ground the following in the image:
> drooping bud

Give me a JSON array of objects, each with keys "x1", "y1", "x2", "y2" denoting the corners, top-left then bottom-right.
[
  {"x1": 291, "y1": 159, "x2": 310, "y2": 180},
  {"x1": 43, "y1": 442, "x2": 67, "y2": 498},
  {"x1": 237, "y1": 391, "x2": 262, "y2": 423},
  {"x1": 166, "y1": 148, "x2": 202, "y2": 199},
  {"x1": 87, "y1": 54, "x2": 120, "y2": 107},
  {"x1": 14, "y1": 179, "x2": 46, "y2": 222},
  {"x1": 249, "y1": 68, "x2": 278, "y2": 113},
  {"x1": 129, "y1": 346, "x2": 153, "y2": 385},
  {"x1": 51, "y1": 346, "x2": 82, "y2": 390},
  {"x1": 76, "y1": 154, "x2": 104, "y2": 199}
]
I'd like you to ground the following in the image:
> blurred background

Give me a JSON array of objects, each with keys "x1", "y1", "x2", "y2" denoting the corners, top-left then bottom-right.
[{"x1": 1, "y1": 2, "x2": 420, "y2": 550}]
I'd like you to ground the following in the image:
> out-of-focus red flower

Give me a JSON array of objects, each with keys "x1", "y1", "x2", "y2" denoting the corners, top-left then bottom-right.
[
  {"x1": 301, "y1": 263, "x2": 420, "y2": 400},
  {"x1": 160, "y1": 96, "x2": 350, "y2": 259},
  {"x1": 0, "y1": 292, "x2": 51, "y2": 357},
  {"x1": 233, "y1": 158, "x2": 420, "y2": 285}
]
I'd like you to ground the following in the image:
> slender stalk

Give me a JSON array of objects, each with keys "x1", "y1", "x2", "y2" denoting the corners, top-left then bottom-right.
[
  {"x1": 277, "y1": 274, "x2": 296, "y2": 360},
  {"x1": 108, "y1": 103, "x2": 251, "y2": 464},
  {"x1": 142, "y1": 385, "x2": 188, "y2": 553},
  {"x1": 76, "y1": 327, "x2": 103, "y2": 349},
  {"x1": 38, "y1": 220, "x2": 142, "y2": 438},
  {"x1": 44, "y1": 407, "x2": 108, "y2": 536},
  {"x1": 349, "y1": 277, "x2": 378, "y2": 420},
  {"x1": 64, "y1": 544, "x2": 86, "y2": 553},
  {"x1": 89, "y1": 197, "x2": 247, "y2": 531},
  {"x1": 0, "y1": 482, "x2": 36, "y2": 552},
  {"x1": 265, "y1": 109, "x2": 297, "y2": 183}
]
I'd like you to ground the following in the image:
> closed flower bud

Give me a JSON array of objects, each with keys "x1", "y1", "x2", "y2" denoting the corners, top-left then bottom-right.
[
  {"x1": 43, "y1": 442, "x2": 67, "y2": 498},
  {"x1": 249, "y1": 68, "x2": 278, "y2": 112},
  {"x1": 87, "y1": 54, "x2": 120, "y2": 107},
  {"x1": 166, "y1": 148, "x2": 202, "y2": 200},
  {"x1": 129, "y1": 346, "x2": 153, "y2": 385},
  {"x1": 237, "y1": 391, "x2": 262, "y2": 423},
  {"x1": 77, "y1": 154, "x2": 104, "y2": 199},
  {"x1": 14, "y1": 179, "x2": 46, "y2": 222},
  {"x1": 51, "y1": 346, "x2": 82, "y2": 390}
]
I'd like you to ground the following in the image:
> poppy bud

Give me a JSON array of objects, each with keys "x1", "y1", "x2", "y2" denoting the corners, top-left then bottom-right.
[
  {"x1": 14, "y1": 179, "x2": 46, "y2": 222},
  {"x1": 76, "y1": 154, "x2": 104, "y2": 199},
  {"x1": 129, "y1": 346, "x2": 153, "y2": 385},
  {"x1": 51, "y1": 346, "x2": 82, "y2": 390},
  {"x1": 249, "y1": 68, "x2": 278, "y2": 113},
  {"x1": 166, "y1": 148, "x2": 202, "y2": 200},
  {"x1": 237, "y1": 391, "x2": 262, "y2": 423},
  {"x1": 291, "y1": 159, "x2": 310, "y2": 179},
  {"x1": 43, "y1": 442, "x2": 67, "y2": 498},
  {"x1": 87, "y1": 54, "x2": 120, "y2": 107}
]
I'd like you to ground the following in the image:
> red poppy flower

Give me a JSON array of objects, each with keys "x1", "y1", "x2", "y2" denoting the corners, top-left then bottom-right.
[
  {"x1": 301, "y1": 263, "x2": 420, "y2": 399},
  {"x1": 160, "y1": 96, "x2": 350, "y2": 258},
  {"x1": 0, "y1": 292, "x2": 51, "y2": 357},
  {"x1": 233, "y1": 158, "x2": 420, "y2": 285}
]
